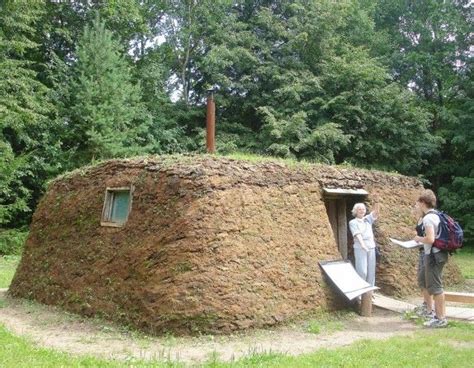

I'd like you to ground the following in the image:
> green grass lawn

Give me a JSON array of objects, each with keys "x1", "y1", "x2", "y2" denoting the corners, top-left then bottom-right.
[
  {"x1": 218, "y1": 322, "x2": 474, "y2": 368},
  {"x1": 0, "y1": 322, "x2": 473, "y2": 368},
  {"x1": 453, "y1": 248, "x2": 474, "y2": 279},
  {"x1": 0, "y1": 324, "x2": 184, "y2": 368},
  {"x1": 0, "y1": 255, "x2": 20, "y2": 289}
]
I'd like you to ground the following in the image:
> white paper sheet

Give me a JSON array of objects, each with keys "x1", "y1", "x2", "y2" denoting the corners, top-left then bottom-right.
[{"x1": 389, "y1": 238, "x2": 422, "y2": 249}]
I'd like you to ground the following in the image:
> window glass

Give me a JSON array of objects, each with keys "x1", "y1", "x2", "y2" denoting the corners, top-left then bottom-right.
[
  {"x1": 110, "y1": 191, "x2": 130, "y2": 223},
  {"x1": 101, "y1": 187, "x2": 132, "y2": 226}
]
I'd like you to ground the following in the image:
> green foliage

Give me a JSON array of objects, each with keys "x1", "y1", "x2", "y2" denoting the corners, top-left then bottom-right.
[
  {"x1": 0, "y1": 229, "x2": 27, "y2": 256},
  {"x1": 0, "y1": 144, "x2": 29, "y2": 226},
  {"x1": 60, "y1": 15, "x2": 153, "y2": 168},
  {"x1": 437, "y1": 67, "x2": 474, "y2": 246},
  {"x1": 439, "y1": 175, "x2": 474, "y2": 248},
  {"x1": 373, "y1": 0, "x2": 473, "y2": 240},
  {"x1": 0, "y1": 0, "x2": 60, "y2": 227},
  {"x1": 319, "y1": 46, "x2": 439, "y2": 173},
  {"x1": 161, "y1": 0, "x2": 232, "y2": 105},
  {"x1": 199, "y1": 0, "x2": 437, "y2": 171},
  {"x1": 135, "y1": 51, "x2": 190, "y2": 154},
  {"x1": 374, "y1": 0, "x2": 471, "y2": 105},
  {"x1": 258, "y1": 107, "x2": 350, "y2": 162},
  {"x1": 0, "y1": 0, "x2": 472, "y2": 231}
]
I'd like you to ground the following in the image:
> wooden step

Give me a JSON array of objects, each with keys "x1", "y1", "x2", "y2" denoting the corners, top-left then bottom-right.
[
  {"x1": 373, "y1": 293, "x2": 474, "y2": 321},
  {"x1": 444, "y1": 291, "x2": 474, "y2": 304}
]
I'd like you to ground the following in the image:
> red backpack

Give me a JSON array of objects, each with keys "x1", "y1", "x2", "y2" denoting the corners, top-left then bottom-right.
[{"x1": 429, "y1": 210, "x2": 464, "y2": 252}]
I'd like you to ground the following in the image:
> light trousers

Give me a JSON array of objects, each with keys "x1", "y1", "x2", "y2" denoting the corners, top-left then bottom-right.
[{"x1": 354, "y1": 247, "x2": 376, "y2": 286}]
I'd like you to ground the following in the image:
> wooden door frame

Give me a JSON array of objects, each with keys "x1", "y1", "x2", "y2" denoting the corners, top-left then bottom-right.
[{"x1": 324, "y1": 188, "x2": 368, "y2": 260}]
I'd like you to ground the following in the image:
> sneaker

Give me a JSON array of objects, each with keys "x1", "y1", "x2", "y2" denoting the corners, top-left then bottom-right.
[
  {"x1": 414, "y1": 302, "x2": 426, "y2": 312},
  {"x1": 423, "y1": 316, "x2": 448, "y2": 328},
  {"x1": 423, "y1": 311, "x2": 435, "y2": 320},
  {"x1": 414, "y1": 302, "x2": 433, "y2": 318}
]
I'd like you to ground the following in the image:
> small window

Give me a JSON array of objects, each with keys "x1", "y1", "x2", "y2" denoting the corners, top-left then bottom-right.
[{"x1": 101, "y1": 187, "x2": 133, "y2": 227}]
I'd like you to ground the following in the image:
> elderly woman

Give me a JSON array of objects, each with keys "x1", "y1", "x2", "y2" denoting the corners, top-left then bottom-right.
[{"x1": 349, "y1": 201, "x2": 380, "y2": 287}]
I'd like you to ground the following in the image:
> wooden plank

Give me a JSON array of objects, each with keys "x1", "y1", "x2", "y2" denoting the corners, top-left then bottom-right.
[
  {"x1": 326, "y1": 200, "x2": 337, "y2": 242},
  {"x1": 360, "y1": 291, "x2": 373, "y2": 316},
  {"x1": 444, "y1": 292, "x2": 474, "y2": 304},
  {"x1": 323, "y1": 188, "x2": 368, "y2": 196},
  {"x1": 446, "y1": 306, "x2": 474, "y2": 321},
  {"x1": 373, "y1": 293, "x2": 416, "y2": 313},
  {"x1": 337, "y1": 199, "x2": 347, "y2": 259},
  {"x1": 373, "y1": 293, "x2": 474, "y2": 321}
]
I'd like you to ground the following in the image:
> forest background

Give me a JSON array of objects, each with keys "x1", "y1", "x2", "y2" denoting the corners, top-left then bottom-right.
[{"x1": 0, "y1": 0, "x2": 472, "y2": 251}]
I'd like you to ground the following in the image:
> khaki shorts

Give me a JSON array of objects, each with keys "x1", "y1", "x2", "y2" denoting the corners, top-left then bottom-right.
[{"x1": 424, "y1": 251, "x2": 448, "y2": 295}]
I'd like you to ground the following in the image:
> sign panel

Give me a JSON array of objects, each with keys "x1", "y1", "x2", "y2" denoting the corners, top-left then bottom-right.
[{"x1": 319, "y1": 260, "x2": 379, "y2": 300}]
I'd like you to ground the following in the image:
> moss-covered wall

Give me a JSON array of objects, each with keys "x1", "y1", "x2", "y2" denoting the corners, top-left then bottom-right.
[{"x1": 9, "y1": 156, "x2": 463, "y2": 334}]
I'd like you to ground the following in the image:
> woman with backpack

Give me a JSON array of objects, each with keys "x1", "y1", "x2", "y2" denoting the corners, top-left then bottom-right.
[
  {"x1": 413, "y1": 189, "x2": 448, "y2": 328},
  {"x1": 413, "y1": 205, "x2": 434, "y2": 319}
]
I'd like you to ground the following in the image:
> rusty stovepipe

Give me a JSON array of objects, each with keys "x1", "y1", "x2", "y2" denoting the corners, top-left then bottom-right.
[{"x1": 206, "y1": 91, "x2": 216, "y2": 153}]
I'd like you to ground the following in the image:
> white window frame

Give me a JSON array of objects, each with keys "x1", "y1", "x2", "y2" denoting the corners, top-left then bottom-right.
[{"x1": 100, "y1": 186, "x2": 134, "y2": 227}]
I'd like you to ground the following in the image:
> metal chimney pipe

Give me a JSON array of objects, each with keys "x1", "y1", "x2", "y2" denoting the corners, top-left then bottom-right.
[{"x1": 206, "y1": 92, "x2": 216, "y2": 153}]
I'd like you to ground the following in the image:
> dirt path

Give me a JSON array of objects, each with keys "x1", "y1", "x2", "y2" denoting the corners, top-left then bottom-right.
[{"x1": 0, "y1": 289, "x2": 419, "y2": 365}]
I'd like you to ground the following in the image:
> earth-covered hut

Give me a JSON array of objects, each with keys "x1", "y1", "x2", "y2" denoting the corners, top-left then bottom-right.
[{"x1": 9, "y1": 155, "x2": 462, "y2": 334}]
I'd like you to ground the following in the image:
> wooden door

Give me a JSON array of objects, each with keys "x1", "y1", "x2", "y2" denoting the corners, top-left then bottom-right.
[{"x1": 325, "y1": 198, "x2": 348, "y2": 259}]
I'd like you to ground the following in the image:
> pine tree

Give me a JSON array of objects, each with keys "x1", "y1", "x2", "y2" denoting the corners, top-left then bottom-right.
[
  {"x1": 0, "y1": 0, "x2": 55, "y2": 227},
  {"x1": 62, "y1": 15, "x2": 152, "y2": 166}
]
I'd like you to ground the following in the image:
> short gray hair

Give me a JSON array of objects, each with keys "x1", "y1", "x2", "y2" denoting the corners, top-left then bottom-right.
[{"x1": 352, "y1": 203, "x2": 366, "y2": 217}]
